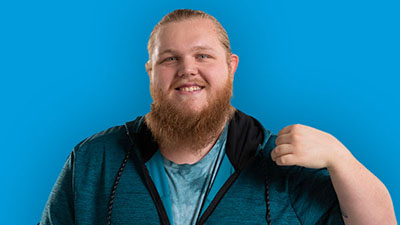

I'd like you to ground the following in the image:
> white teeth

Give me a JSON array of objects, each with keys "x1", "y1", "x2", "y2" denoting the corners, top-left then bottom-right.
[{"x1": 180, "y1": 86, "x2": 201, "y2": 92}]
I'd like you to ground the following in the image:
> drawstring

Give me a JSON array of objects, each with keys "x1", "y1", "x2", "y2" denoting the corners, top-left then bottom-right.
[
  {"x1": 107, "y1": 147, "x2": 132, "y2": 225},
  {"x1": 108, "y1": 122, "x2": 272, "y2": 225},
  {"x1": 107, "y1": 147, "x2": 272, "y2": 225},
  {"x1": 107, "y1": 123, "x2": 136, "y2": 224},
  {"x1": 265, "y1": 170, "x2": 272, "y2": 225},
  {"x1": 262, "y1": 150, "x2": 272, "y2": 225}
]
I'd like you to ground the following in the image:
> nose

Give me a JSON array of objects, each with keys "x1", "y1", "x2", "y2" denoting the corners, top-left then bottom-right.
[{"x1": 178, "y1": 57, "x2": 198, "y2": 77}]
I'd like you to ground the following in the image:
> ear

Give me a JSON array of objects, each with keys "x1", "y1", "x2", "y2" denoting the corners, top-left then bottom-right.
[
  {"x1": 145, "y1": 60, "x2": 152, "y2": 79},
  {"x1": 229, "y1": 53, "x2": 239, "y2": 79}
]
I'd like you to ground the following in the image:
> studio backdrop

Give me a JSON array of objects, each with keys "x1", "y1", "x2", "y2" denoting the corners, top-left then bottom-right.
[{"x1": 0, "y1": 0, "x2": 399, "y2": 224}]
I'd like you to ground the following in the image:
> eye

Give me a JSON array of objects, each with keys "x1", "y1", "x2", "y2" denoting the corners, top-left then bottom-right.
[
  {"x1": 165, "y1": 57, "x2": 177, "y2": 61},
  {"x1": 160, "y1": 56, "x2": 178, "y2": 64},
  {"x1": 197, "y1": 54, "x2": 209, "y2": 59}
]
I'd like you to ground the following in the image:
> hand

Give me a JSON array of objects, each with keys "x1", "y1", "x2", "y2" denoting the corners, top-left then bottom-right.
[{"x1": 270, "y1": 124, "x2": 349, "y2": 169}]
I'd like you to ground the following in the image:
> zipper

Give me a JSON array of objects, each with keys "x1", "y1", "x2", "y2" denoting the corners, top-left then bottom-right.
[
  {"x1": 141, "y1": 162, "x2": 171, "y2": 225},
  {"x1": 196, "y1": 171, "x2": 241, "y2": 224}
]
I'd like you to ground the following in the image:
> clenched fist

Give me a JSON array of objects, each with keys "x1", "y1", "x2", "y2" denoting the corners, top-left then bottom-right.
[{"x1": 271, "y1": 124, "x2": 350, "y2": 169}]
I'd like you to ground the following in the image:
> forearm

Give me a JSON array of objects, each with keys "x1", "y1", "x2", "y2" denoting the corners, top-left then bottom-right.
[
  {"x1": 271, "y1": 124, "x2": 397, "y2": 224},
  {"x1": 327, "y1": 149, "x2": 396, "y2": 225}
]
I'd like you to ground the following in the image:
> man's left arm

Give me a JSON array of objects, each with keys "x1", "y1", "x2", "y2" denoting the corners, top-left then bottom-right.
[{"x1": 270, "y1": 124, "x2": 397, "y2": 225}]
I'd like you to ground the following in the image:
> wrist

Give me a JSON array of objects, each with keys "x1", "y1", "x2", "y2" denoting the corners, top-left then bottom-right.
[{"x1": 326, "y1": 146, "x2": 353, "y2": 173}]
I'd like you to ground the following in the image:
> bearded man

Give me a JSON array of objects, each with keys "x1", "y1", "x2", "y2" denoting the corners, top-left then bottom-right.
[{"x1": 39, "y1": 9, "x2": 396, "y2": 225}]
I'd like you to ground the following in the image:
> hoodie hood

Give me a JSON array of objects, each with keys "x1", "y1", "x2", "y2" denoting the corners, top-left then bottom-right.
[{"x1": 125, "y1": 109, "x2": 272, "y2": 170}]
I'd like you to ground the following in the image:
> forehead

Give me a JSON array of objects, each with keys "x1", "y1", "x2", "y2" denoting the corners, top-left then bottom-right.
[{"x1": 154, "y1": 18, "x2": 223, "y2": 55}]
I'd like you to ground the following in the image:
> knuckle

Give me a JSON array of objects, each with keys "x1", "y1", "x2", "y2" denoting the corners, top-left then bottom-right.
[
  {"x1": 274, "y1": 146, "x2": 281, "y2": 154},
  {"x1": 275, "y1": 136, "x2": 280, "y2": 145},
  {"x1": 292, "y1": 143, "x2": 302, "y2": 154},
  {"x1": 292, "y1": 124, "x2": 301, "y2": 130},
  {"x1": 292, "y1": 124, "x2": 305, "y2": 132},
  {"x1": 278, "y1": 156, "x2": 289, "y2": 165},
  {"x1": 270, "y1": 149, "x2": 276, "y2": 159},
  {"x1": 291, "y1": 133, "x2": 301, "y2": 142}
]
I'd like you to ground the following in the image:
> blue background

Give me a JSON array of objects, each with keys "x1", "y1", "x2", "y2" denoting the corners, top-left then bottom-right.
[{"x1": 1, "y1": 0, "x2": 399, "y2": 224}]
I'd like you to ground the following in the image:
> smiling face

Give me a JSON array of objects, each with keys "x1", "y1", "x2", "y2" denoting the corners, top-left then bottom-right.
[
  {"x1": 145, "y1": 17, "x2": 239, "y2": 151},
  {"x1": 147, "y1": 18, "x2": 238, "y2": 114}
]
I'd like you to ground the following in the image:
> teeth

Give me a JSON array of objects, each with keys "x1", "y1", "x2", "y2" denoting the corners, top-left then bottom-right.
[{"x1": 181, "y1": 86, "x2": 201, "y2": 92}]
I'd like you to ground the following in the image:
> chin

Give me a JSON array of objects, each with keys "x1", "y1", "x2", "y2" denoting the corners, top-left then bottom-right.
[
  {"x1": 180, "y1": 105, "x2": 207, "y2": 116},
  {"x1": 171, "y1": 98, "x2": 207, "y2": 112}
]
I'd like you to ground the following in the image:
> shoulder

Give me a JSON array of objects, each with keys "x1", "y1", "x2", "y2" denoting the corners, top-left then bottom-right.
[
  {"x1": 259, "y1": 128, "x2": 332, "y2": 190},
  {"x1": 76, "y1": 124, "x2": 127, "y2": 146},
  {"x1": 255, "y1": 122, "x2": 342, "y2": 223},
  {"x1": 70, "y1": 123, "x2": 134, "y2": 168},
  {"x1": 69, "y1": 122, "x2": 139, "y2": 183}
]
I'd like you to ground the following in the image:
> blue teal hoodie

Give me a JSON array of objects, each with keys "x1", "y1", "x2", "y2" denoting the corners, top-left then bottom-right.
[{"x1": 40, "y1": 110, "x2": 344, "y2": 224}]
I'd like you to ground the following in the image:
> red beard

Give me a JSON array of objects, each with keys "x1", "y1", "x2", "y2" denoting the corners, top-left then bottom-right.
[{"x1": 145, "y1": 77, "x2": 235, "y2": 153}]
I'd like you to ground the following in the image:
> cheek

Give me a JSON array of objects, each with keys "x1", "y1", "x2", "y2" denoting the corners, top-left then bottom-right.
[
  {"x1": 152, "y1": 70, "x2": 174, "y2": 90},
  {"x1": 201, "y1": 65, "x2": 229, "y2": 88}
]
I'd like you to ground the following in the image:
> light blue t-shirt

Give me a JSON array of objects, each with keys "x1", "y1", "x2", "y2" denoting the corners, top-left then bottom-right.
[{"x1": 163, "y1": 125, "x2": 228, "y2": 225}]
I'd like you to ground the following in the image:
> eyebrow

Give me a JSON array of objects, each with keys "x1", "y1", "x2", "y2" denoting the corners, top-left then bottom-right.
[
  {"x1": 159, "y1": 46, "x2": 215, "y2": 56},
  {"x1": 191, "y1": 46, "x2": 215, "y2": 52}
]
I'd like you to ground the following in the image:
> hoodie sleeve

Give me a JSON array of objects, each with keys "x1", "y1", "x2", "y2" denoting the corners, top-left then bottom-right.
[
  {"x1": 39, "y1": 151, "x2": 75, "y2": 225},
  {"x1": 287, "y1": 166, "x2": 344, "y2": 225},
  {"x1": 263, "y1": 133, "x2": 344, "y2": 224}
]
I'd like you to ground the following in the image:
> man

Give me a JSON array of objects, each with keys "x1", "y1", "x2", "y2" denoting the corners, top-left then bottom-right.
[{"x1": 40, "y1": 9, "x2": 396, "y2": 225}]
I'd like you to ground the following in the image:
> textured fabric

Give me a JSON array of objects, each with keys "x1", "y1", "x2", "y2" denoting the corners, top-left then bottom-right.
[
  {"x1": 163, "y1": 124, "x2": 227, "y2": 225},
  {"x1": 145, "y1": 151, "x2": 174, "y2": 224},
  {"x1": 39, "y1": 111, "x2": 344, "y2": 225}
]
